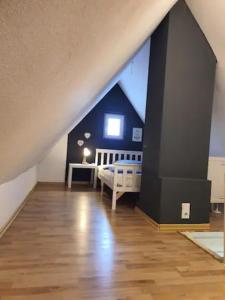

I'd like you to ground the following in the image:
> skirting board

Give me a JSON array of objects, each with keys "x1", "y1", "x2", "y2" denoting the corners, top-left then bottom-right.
[
  {"x1": 37, "y1": 181, "x2": 66, "y2": 186},
  {"x1": 71, "y1": 181, "x2": 93, "y2": 185},
  {"x1": 135, "y1": 207, "x2": 210, "y2": 232},
  {"x1": 0, "y1": 184, "x2": 37, "y2": 239},
  {"x1": 38, "y1": 181, "x2": 90, "y2": 186}
]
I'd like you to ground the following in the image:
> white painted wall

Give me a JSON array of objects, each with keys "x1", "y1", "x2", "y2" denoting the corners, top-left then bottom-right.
[
  {"x1": 0, "y1": 166, "x2": 37, "y2": 231},
  {"x1": 38, "y1": 135, "x2": 68, "y2": 182},
  {"x1": 119, "y1": 39, "x2": 150, "y2": 121},
  {"x1": 186, "y1": 0, "x2": 225, "y2": 156}
]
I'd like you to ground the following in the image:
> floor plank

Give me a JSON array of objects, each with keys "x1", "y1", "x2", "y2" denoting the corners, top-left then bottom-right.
[{"x1": 0, "y1": 183, "x2": 224, "y2": 299}]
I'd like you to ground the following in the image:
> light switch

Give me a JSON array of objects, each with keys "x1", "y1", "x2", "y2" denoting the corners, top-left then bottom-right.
[{"x1": 181, "y1": 203, "x2": 190, "y2": 219}]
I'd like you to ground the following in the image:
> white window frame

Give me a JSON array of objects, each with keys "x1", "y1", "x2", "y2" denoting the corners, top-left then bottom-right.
[{"x1": 104, "y1": 113, "x2": 124, "y2": 140}]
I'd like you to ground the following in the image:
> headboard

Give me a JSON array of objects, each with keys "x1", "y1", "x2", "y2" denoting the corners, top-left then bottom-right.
[{"x1": 95, "y1": 148, "x2": 142, "y2": 166}]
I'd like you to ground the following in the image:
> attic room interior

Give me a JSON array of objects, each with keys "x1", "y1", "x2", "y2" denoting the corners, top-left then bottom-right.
[{"x1": 1, "y1": 0, "x2": 225, "y2": 299}]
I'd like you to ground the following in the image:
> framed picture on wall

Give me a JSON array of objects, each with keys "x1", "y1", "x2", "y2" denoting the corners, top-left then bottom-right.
[{"x1": 132, "y1": 128, "x2": 142, "y2": 142}]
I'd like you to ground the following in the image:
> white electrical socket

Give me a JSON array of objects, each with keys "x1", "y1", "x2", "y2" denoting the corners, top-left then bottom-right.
[{"x1": 181, "y1": 203, "x2": 190, "y2": 219}]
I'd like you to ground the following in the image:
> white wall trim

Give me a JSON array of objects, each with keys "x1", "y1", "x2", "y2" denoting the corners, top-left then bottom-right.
[{"x1": 0, "y1": 166, "x2": 37, "y2": 232}]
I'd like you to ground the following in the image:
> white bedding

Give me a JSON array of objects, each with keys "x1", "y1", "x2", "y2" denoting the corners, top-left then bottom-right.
[
  {"x1": 96, "y1": 150, "x2": 143, "y2": 210},
  {"x1": 98, "y1": 164, "x2": 141, "y2": 188}
]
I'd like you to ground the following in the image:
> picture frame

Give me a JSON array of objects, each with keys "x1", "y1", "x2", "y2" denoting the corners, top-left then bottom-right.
[{"x1": 132, "y1": 127, "x2": 142, "y2": 142}]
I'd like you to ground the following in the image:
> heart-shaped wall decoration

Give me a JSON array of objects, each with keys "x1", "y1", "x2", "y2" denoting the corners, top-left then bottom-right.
[
  {"x1": 77, "y1": 140, "x2": 84, "y2": 147},
  {"x1": 84, "y1": 132, "x2": 91, "y2": 139}
]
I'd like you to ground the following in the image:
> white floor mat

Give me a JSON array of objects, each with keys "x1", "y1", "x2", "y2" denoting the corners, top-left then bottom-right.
[{"x1": 181, "y1": 231, "x2": 224, "y2": 261}]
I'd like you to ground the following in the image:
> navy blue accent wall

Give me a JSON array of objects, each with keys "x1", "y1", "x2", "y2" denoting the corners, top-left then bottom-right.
[{"x1": 66, "y1": 84, "x2": 143, "y2": 181}]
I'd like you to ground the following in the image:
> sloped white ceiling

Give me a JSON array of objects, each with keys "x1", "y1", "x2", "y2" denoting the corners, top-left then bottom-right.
[
  {"x1": 0, "y1": 0, "x2": 177, "y2": 184},
  {"x1": 119, "y1": 39, "x2": 151, "y2": 121},
  {"x1": 186, "y1": 0, "x2": 225, "y2": 156},
  {"x1": 68, "y1": 38, "x2": 150, "y2": 132}
]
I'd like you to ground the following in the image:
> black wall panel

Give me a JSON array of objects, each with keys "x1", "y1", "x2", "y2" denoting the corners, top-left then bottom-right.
[{"x1": 138, "y1": 0, "x2": 217, "y2": 224}]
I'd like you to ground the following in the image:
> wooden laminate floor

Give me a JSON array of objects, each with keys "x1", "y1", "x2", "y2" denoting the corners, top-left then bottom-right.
[{"x1": 0, "y1": 183, "x2": 225, "y2": 300}]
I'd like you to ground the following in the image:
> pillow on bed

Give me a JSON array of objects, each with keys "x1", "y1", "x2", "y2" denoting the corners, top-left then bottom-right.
[
  {"x1": 102, "y1": 165, "x2": 115, "y2": 172},
  {"x1": 102, "y1": 163, "x2": 142, "y2": 174},
  {"x1": 102, "y1": 165, "x2": 113, "y2": 171},
  {"x1": 105, "y1": 167, "x2": 142, "y2": 174},
  {"x1": 107, "y1": 166, "x2": 115, "y2": 172}
]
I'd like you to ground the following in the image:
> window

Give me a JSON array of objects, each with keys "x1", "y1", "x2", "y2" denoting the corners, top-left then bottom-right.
[{"x1": 104, "y1": 113, "x2": 124, "y2": 140}]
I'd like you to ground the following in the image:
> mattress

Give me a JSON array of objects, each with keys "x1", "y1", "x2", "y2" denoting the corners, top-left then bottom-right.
[{"x1": 98, "y1": 163, "x2": 142, "y2": 188}]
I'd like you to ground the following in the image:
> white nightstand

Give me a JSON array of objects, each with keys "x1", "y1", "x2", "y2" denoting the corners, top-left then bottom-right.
[{"x1": 67, "y1": 163, "x2": 97, "y2": 189}]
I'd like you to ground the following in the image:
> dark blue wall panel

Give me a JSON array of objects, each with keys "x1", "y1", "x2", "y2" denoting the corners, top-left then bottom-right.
[
  {"x1": 66, "y1": 84, "x2": 143, "y2": 181},
  {"x1": 138, "y1": 0, "x2": 217, "y2": 224}
]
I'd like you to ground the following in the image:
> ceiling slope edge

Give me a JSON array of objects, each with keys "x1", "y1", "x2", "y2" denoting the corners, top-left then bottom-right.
[{"x1": 0, "y1": 0, "x2": 177, "y2": 184}]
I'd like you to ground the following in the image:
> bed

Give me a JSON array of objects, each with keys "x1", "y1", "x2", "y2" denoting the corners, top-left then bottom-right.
[{"x1": 95, "y1": 149, "x2": 143, "y2": 210}]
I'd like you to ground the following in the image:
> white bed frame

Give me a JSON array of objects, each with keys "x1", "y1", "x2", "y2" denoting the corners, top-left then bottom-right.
[{"x1": 95, "y1": 148, "x2": 143, "y2": 210}]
